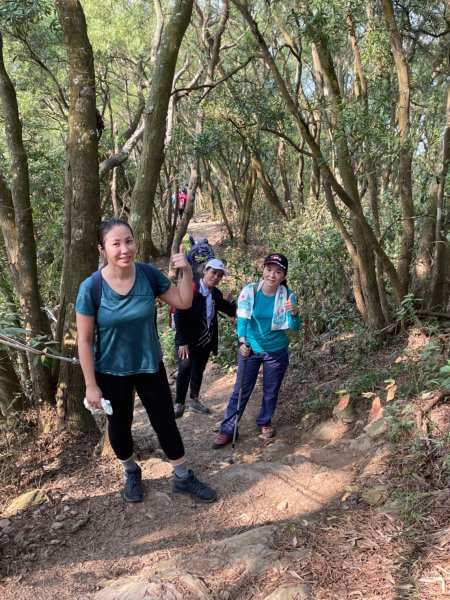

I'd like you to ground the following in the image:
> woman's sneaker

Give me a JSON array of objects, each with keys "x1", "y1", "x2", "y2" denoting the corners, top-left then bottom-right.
[
  {"x1": 123, "y1": 465, "x2": 143, "y2": 502},
  {"x1": 212, "y1": 432, "x2": 233, "y2": 449},
  {"x1": 172, "y1": 470, "x2": 217, "y2": 503},
  {"x1": 260, "y1": 424, "x2": 275, "y2": 439},
  {"x1": 174, "y1": 403, "x2": 185, "y2": 419},
  {"x1": 188, "y1": 398, "x2": 211, "y2": 414}
]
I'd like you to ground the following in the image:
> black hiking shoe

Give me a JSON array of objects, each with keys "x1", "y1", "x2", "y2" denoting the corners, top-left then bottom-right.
[
  {"x1": 174, "y1": 403, "x2": 185, "y2": 419},
  {"x1": 123, "y1": 465, "x2": 143, "y2": 502},
  {"x1": 188, "y1": 398, "x2": 211, "y2": 415},
  {"x1": 172, "y1": 470, "x2": 217, "y2": 503}
]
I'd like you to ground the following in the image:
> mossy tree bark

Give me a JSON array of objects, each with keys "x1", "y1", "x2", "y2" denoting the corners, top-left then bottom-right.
[{"x1": 54, "y1": 0, "x2": 100, "y2": 432}]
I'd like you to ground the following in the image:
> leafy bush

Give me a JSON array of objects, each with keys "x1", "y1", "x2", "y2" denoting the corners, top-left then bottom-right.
[{"x1": 159, "y1": 327, "x2": 177, "y2": 370}]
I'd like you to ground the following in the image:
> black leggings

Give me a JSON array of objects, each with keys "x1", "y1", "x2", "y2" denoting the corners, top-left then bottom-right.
[
  {"x1": 96, "y1": 363, "x2": 184, "y2": 461},
  {"x1": 175, "y1": 345, "x2": 211, "y2": 405}
]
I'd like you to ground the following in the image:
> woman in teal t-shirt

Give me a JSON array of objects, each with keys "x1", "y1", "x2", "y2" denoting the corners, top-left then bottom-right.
[
  {"x1": 76, "y1": 218, "x2": 216, "y2": 504},
  {"x1": 213, "y1": 253, "x2": 300, "y2": 448}
]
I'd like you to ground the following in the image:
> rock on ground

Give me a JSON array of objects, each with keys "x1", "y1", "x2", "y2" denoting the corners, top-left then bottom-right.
[{"x1": 95, "y1": 525, "x2": 280, "y2": 600}]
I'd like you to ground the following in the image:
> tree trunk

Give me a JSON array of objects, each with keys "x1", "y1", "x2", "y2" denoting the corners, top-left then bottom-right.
[
  {"x1": 381, "y1": 0, "x2": 414, "y2": 297},
  {"x1": 171, "y1": 161, "x2": 199, "y2": 256},
  {"x1": 240, "y1": 166, "x2": 257, "y2": 244},
  {"x1": 0, "y1": 347, "x2": 25, "y2": 417},
  {"x1": 130, "y1": 0, "x2": 194, "y2": 261},
  {"x1": 277, "y1": 139, "x2": 294, "y2": 217},
  {"x1": 55, "y1": 0, "x2": 101, "y2": 432},
  {"x1": 430, "y1": 86, "x2": 450, "y2": 308},
  {"x1": 204, "y1": 161, "x2": 233, "y2": 239},
  {"x1": 251, "y1": 151, "x2": 288, "y2": 218},
  {"x1": 0, "y1": 33, "x2": 54, "y2": 411}
]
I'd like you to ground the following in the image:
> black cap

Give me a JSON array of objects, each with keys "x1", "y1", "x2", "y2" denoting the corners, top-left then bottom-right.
[{"x1": 263, "y1": 253, "x2": 288, "y2": 273}]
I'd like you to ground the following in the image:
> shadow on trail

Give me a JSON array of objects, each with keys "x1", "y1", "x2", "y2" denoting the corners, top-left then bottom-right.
[{"x1": 1, "y1": 449, "x2": 350, "y2": 580}]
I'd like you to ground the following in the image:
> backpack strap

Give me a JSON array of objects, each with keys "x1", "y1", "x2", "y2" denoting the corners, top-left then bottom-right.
[
  {"x1": 136, "y1": 262, "x2": 159, "y2": 294},
  {"x1": 89, "y1": 269, "x2": 104, "y2": 316}
]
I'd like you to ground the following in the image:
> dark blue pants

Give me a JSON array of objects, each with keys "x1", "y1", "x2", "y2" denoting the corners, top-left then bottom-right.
[{"x1": 220, "y1": 348, "x2": 289, "y2": 435}]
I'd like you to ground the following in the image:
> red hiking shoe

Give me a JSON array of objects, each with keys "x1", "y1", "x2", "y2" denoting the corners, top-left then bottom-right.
[{"x1": 212, "y1": 432, "x2": 233, "y2": 449}]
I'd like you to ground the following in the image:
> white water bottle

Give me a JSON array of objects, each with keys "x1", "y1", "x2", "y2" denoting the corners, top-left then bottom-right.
[{"x1": 83, "y1": 397, "x2": 113, "y2": 415}]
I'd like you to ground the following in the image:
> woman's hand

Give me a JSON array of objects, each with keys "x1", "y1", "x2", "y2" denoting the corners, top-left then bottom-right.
[
  {"x1": 85, "y1": 384, "x2": 102, "y2": 410},
  {"x1": 178, "y1": 345, "x2": 189, "y2": 360},
  {"x1": 285, "y1": 294, "x2": 299, "y2": 316},
  {"x1": 170, "y1": 245, "x2": 192, "y2": 273},
  {"x1": 239, "y1": 343, "x2": 251, "y2": 358}
]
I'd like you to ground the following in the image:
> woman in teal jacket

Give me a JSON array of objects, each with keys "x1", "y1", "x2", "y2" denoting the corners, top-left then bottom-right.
[{"x1": 213, "y1": 253, "x2": 300, "y2": 447}]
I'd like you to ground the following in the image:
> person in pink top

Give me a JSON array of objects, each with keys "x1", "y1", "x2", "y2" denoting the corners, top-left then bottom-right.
[{"x1": 178, "y1": 186, "x2": 187, "y2": 218}]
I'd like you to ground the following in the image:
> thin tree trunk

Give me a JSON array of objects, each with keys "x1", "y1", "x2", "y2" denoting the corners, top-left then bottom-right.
[
  {"x1": 240, "y1": 167, "x2": 257, "y2": 244},
  {"x1": 251, "y1": 152, "x2": 288, "y2": 218},
  {"x1": 381, "y1": 0, "x2": 414, "y2": 297},
  {"x1": 204, "y1": 161, "x2": 233, "y2": 239},
  {"x1": 130, "y1": 0, "x2": 194, "y2": 261},
  {"x1": 277, "y1": 139, "x2": 295, "y2": 218}
]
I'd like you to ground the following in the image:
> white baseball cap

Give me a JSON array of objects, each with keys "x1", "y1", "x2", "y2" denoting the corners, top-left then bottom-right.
[{"x1": 204, "y1": 258, "x2": 227, "y2": 274}]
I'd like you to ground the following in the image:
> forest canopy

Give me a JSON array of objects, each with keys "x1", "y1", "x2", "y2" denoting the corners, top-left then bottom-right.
[{"x1": 0, "y1": 0, "x2": 448, "y2": 429}]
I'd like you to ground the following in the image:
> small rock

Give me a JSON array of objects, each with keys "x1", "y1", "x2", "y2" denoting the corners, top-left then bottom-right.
[
  {"x1": 62, "y1": 505, "x2": 71, "y2": 513},
  {"x1": 349, "y1": 435, "x2": 372, "y2": 453},
  {"x1": 3, "y1": 489, "x2": 46, "y2": 517},
  {"x1": 362, "y1": 486, "x2": 388, "y2": 506},
  {"x1": 0, "y1": 518, "x2": 11, "y2": 529},
  {"x1": 365, "y1": 417, "x2": 388, "y2": 439},
  {"x1": 55, "y1": 513, "x2": 66, "y2": 522},
  {"x1": 51, "y1": 522, "x2": 64, "y2": 530},
  {"x1": 70, "y1": 517, "x2": 90, "y2": 533},
  {"x1": 50, "y1": 539, "x2": 61, "y2": 545},
  {"x1": 263, "y1": 583, "x2": 312, "y2": 599},
  {"x1": 154, "y1": 492, "x2": 172, "y2": 504},
  {"x1": 277, "y1": 501, "x2": 289, "y2": 511}
]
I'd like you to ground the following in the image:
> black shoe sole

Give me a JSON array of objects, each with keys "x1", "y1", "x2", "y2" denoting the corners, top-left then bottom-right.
[
  {"x1": 122, "y1": 492, "x2": 144, "y2": 503},
  {"x1": 188, "y1": 406, "x2": 211, "y2": 414},
  {"x1": 172, "y1": 488, "x2": 217, "y2": 503}
]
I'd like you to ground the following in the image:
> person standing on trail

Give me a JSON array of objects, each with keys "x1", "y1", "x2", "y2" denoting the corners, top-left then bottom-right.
[
  {"x1": 213, "y1": 253, "x2": 300, "y2": 448},
  {"x1": 173, "y1": 258, "x2": 236, "y2": 418},
  {"x1": 75, "y1": 218, "x2": 217, "y2": 504},
  {"x1": 178, "y1": 186, "x2": 187, "y2": 218}
]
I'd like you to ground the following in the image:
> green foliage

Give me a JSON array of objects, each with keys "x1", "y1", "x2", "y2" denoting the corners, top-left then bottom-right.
[
  {"x1": 394, "y1": 293, "x2": 421, "y2": 322},
  {"x1": 212, "y1": 316, "x2": 237, "y2": 370},
  {"x1": 0, "y1": 0, "x2": 52, "y2": 25},
  {"x1": 159, "y1": 326, "x2": 176, "y2": 370},
  {"x1": 258, "y1": 212, "x2": 356, "y2": 335}
]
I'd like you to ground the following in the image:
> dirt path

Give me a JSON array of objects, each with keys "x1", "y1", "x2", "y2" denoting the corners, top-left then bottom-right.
[{"x1": 2, "y1": 219, "x2": 437, "y2": 599}]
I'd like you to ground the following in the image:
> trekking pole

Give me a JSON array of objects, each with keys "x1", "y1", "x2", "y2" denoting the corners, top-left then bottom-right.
[{"x1": 228, "y1": 351, "x2": 249, "y2": 465}]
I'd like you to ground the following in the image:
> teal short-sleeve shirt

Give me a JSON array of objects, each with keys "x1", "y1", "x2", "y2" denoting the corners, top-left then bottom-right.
[{"x1": 75, "y1": 263, "x2": 171, "y2": 375}]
